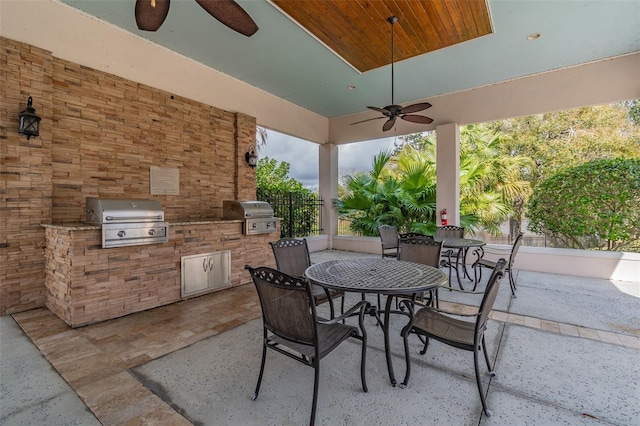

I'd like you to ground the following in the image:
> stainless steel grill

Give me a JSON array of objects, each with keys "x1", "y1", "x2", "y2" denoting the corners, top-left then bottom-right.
[
  {"x1": 222, "y1": 200, "x2": 277, "y2": 235},
  {"x1": 85, "y1": 197, "x2": 169, "y2": 248}
]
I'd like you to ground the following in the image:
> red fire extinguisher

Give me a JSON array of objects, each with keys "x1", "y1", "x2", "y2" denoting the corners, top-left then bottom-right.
[{"x1": 440, "y1": 209, "x2": 448, "y2": 226}]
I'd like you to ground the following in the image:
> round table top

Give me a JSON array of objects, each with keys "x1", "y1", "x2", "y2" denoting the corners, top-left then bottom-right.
[
  {"x1": 434, "y1": 237, "x2": 485, "y2": 248},
  {"x1": 305, "y1": 257, "x2": 448, "y2": 295}
]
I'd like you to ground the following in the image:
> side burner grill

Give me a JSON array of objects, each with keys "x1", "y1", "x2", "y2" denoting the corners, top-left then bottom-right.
[{"x1": 86, "y1": 197, "x2": 169, "y2": 248}]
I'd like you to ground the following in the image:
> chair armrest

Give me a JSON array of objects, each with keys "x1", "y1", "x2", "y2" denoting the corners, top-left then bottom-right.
[
  {"x1": 318, "y1": 300, "x2": 371, "y2": 325},
  {"x1": 482, "y1": 246, "x2": 511, "y2": 255},
  {"x1": 422, "y1": 306, "x2": 480, "y2": 318},
  {"x1": 439, "y1": 285, "x2": 485, "y2": 296}
]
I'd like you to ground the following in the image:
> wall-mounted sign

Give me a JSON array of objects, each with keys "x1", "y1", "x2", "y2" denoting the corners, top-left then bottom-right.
[{"x1": 150, "y1": 166, "x2": 179, "y2": 195}]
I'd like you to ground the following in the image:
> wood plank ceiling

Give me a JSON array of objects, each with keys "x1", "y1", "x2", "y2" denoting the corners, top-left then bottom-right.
[{"x1": 271, "y1": 0, "x2": 493, "y2": 72}]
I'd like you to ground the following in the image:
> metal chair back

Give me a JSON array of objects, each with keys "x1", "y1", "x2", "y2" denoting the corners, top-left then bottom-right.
[
  {"x1": 378, "y1": 225, "x2": 399, "y2": 258},
  {"x1": 269, "y1": 237, "x2": 311, "y2": 277},
  {"x1": 247, "y1": 266, "x2": 316, "y2": 344},
  {"x1": 398, "y1": 237, "x2": 443, "y2": 268},
  {"x1": 436, "y1": 225, "x2": 465, "y2": 239}
]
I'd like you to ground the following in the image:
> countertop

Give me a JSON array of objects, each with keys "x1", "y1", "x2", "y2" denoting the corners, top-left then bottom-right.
[{"x1": 41, "y1": 219, "x2": 245, "y2": 231}]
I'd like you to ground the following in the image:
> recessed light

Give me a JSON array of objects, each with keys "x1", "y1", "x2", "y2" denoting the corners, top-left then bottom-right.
[
  {"x1": 527, "y1": 33, "x2": 541, "y2": 41},
  {"x1": 347, "y1": 85, "x2": 356, "y2": 90}
]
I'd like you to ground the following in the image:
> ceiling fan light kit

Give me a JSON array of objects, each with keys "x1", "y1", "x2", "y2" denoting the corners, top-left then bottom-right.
[
  {"x1": 351, "y1": 16, "x2": 433, "y2": 132},
  {"x1": 135, "y1": 0, "x2": 258, "y2": 37}
]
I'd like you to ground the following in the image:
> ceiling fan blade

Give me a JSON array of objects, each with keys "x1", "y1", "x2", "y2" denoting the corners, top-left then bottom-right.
[
  {"x1": 367, "y1": 106, "x2": 391, "y2": 116},
  {"x1": 350, "y1": 116, "x2": 386, "y2": 125},
  {"x1": 401, "y1": 114, "x2": 434, "y2": 124},
  {"x1": 382, "y1": 117, "x2": 396, "y2": 132},
  {"x1": 135, "y1": 0, "x2": 170, "y2": 31},
  {"x1": 400, "y1": 102, "x2": 432, "y2": 114},
  {"x1": 195, "y1": 0, "x2": 258, "y2": 37}
]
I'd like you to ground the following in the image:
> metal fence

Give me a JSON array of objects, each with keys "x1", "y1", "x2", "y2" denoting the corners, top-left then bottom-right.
[{"x1": 257, "y1": 191, "x2": 323, "y2": 238}]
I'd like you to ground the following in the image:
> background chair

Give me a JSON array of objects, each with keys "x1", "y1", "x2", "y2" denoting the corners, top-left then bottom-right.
[
  {"x1": 270, "y1": 237, "x2": 344, "y2": 318},
  {"x1": 473, "y1": 232, "x2": 524, "y2": 296},
  {"x1": 399, "y1": 259, "x2": 507, "y2": 417},
  {"x1": 436, "y1": 226, "x2": 467, "y2": 283},
  {"x1": 245, "y1": 265, "x2": 369, "y2": 426},
  {"x1": 378, "y1": 225, "x2": 399, "y2": 258},
  {"x1": 398, "y1": 232, "x2": 431, "y2": 239},
  {"x1": 397, "y1": 237, "x2": 444, "y2": 307}
]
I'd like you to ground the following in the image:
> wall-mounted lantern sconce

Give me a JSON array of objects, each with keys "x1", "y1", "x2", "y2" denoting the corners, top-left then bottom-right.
[
  {"x1": 18, "y1": 96, "x2": 41, "y2": 140},
  {"x1": 245, "y1": 145, "x2": 258, "y2": 168}
]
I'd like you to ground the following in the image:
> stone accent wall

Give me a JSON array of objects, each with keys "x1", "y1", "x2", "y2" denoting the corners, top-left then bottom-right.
[
  {"x1": 1, "y1": 37, "x2": 260, "y2": 315},
  {"x1": 44, "y1": 222, "x2": 276, "y2": 327},
  {"x1": 50, "y1": 58, "x2": 247, "y2": 223},
  {"x1": 1, "y1": 38, "x2": 54, "y2": 314}
]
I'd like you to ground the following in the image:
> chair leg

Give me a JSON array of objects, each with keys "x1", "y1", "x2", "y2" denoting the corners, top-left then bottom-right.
[
  {"x1": 481, "y1": 335, "x2": 495, "y2": 376},
  {"x1": 399, "y1": 324, "x2": 413, "y2": 388},
  {"x1": 474, "y1": 265, "x2": 483, "y2": 290},
  {"x1": 251, "y1": 333, "x2": 268, "y2": 401},
  {"x1": 508, "y1": 268, "x2": 517, "y2": 297},
  {"x1": 433, "y1": 288, "x2": 439, "y2": 309},
  {"x1": 359, "y1": 312, "x2": 369, "y2": 392},
  {"x1": 420, "y1": 336, "x2": 430, "y2": 355},
  {"x1": 473, "y1": 346, "x2": 492, "y2": 417},
  {"x1": 310, "y1": 363, "x2": 320, "y2": 426},
  {"x1": 326, "y1": 294, "x2": 336, "y2": 319}
]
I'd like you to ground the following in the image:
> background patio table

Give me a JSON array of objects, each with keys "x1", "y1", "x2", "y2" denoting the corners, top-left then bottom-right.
[
  {"x1": 305, "y1": 257, "x2": 448, "y2": 386},
  {"x1": 434, "y1": 237, "x2": 485, "y2": 289}
]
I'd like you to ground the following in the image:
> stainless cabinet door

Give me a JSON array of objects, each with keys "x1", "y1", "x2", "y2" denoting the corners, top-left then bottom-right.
[
  {"x1": 181, "y1": 251, "x2": 231, "y2": 297},
  {"x1": 209, "y1": 251, "x2": 231, "y2": 290},
  {"x1": 181, "y1": 254, "x2": 209, "y2": 296}
]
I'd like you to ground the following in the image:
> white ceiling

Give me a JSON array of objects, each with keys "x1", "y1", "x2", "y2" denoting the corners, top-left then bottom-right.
[{"x1": 58, "y1": 0, "x2": 640, "y2": 120}]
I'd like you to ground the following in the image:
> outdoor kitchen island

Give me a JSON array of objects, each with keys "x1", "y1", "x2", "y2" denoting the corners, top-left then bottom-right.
[{"x1": 42, "y1": 219, "x2": 279, "y2": 327}]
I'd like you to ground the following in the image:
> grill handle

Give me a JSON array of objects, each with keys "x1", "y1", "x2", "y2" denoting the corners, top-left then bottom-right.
[{"x1": 105, "y1": 215, "x2": 163, "y2": 221}]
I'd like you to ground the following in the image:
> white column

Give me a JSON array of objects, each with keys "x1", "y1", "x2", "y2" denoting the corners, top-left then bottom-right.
[
  {"x1": 319, "y1": 143, "x2": 338, "y2": 248},
  {"x1": 436, "y1": 123, "x2": 460, "y2": 225}
]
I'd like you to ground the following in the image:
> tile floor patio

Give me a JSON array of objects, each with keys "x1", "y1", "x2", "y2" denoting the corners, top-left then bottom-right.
[{"x1": 1, "y1": 249, "x2": 639, "y2": 425}]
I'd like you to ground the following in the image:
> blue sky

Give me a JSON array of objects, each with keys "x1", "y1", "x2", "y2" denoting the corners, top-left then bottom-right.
[{"x1": 259, "y1": 129, "x2": 398, "y2": 190}]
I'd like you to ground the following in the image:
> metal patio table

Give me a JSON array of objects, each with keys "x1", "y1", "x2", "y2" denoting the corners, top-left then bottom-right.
[
  {"x1": 305, "y1": 257, "x2": 448, "y2": 386},
  {"x1": 434, "y1": 237, "x2": 485, "y2": 289}
]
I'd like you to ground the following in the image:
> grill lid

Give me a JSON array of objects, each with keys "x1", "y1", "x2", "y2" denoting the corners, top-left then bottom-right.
[
  {"x1": 222, "y1": 200, "x2": 274, "y2": 219},
  {"x1": 86, "y1": 197, "x2": 165, "y2": 224}
]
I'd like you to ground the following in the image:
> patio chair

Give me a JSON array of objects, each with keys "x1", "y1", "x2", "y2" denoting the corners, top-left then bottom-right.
[
  {"x1": 398, "y1": 259, "x2": 507, "y2": 417},
  {"x1": 436, "y1": 226, "x2": 465, "y2": 275},
  {"x1": 397, "y1": 236, "x2": 444, "y2": 307},
  {"x1": 245, "y1": 265, "x2": 369, "y2": 426},
  {"x1": 398, "y1": 232, "x2": 432, "y2": 239},
  {"x1": 473, "y1": 232, "x2": 523, "y2": 296},
  {"x1": 270, "y1": 237, "x2": 344, "y2": 318},
  {"x1": 378, "y1": 225, "x2": 399, "y2": 258}
]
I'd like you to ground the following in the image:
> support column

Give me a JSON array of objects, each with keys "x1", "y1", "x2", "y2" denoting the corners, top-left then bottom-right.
[
  {"x1": 319, "y1": 143, "x2": 338, "y2": 248},
  {"x1": 436, "y1": 123, "x2": 460, "y2": 226}
]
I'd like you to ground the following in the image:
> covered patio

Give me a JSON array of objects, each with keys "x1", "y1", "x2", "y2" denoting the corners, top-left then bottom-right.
[
  {"x1": 1, "y1": 1, "x2": 639, "y2": 424},
  {"x1": 2, "y1": 249, "x2": 639, "y2": 425}
]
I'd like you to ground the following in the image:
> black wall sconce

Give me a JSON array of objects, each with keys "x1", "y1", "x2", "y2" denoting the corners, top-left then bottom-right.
[
  {"x1": 245, "y1": 145, "x2": 258, "y2": 168},
  {"x1": 18, "y1": 96, "x2": 41, "y2": 140}
]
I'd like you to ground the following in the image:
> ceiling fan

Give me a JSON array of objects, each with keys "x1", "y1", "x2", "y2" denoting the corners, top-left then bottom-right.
[
  {"x1": 351, "y1": 16, "x2": 433, "y2": 132},
  {"x1": 135, "y1": 0, "x2": 258, "y2": 37}
]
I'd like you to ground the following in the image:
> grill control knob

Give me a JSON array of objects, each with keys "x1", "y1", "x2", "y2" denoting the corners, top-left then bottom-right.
[
  {"x1": 252, "y1": 223, "x2": 257, "y2": 228},
  {"x1": 117, "y1": 230, "x2": 126, "y2": 238},
  {"x1": 148, "y1": 229, "x2": 156, "y2": 236}
]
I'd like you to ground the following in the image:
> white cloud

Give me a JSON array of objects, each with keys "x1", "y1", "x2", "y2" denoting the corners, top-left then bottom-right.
[{"x1": 259, "y1": 129, "x2": 398, "y2": 189}]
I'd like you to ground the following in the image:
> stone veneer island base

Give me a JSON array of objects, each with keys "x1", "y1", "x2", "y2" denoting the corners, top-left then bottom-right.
[{"x1": 42, "y1": 220, "x2": 277, "y2": 327}]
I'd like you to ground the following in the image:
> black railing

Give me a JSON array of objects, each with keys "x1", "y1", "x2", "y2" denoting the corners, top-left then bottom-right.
[{"x1": 257, "y1": 191, "x2": 323, "y2": 238}]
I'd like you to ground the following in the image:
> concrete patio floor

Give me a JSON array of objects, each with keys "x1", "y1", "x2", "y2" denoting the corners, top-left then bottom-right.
[{"x1": 1, "y1": 249, "x2": 639, "y2": 425}]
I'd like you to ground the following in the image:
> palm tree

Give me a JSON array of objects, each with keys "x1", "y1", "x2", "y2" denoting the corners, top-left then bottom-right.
[{"x1": 338, "y1": 125, "x2": 533, "y2": 236}]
